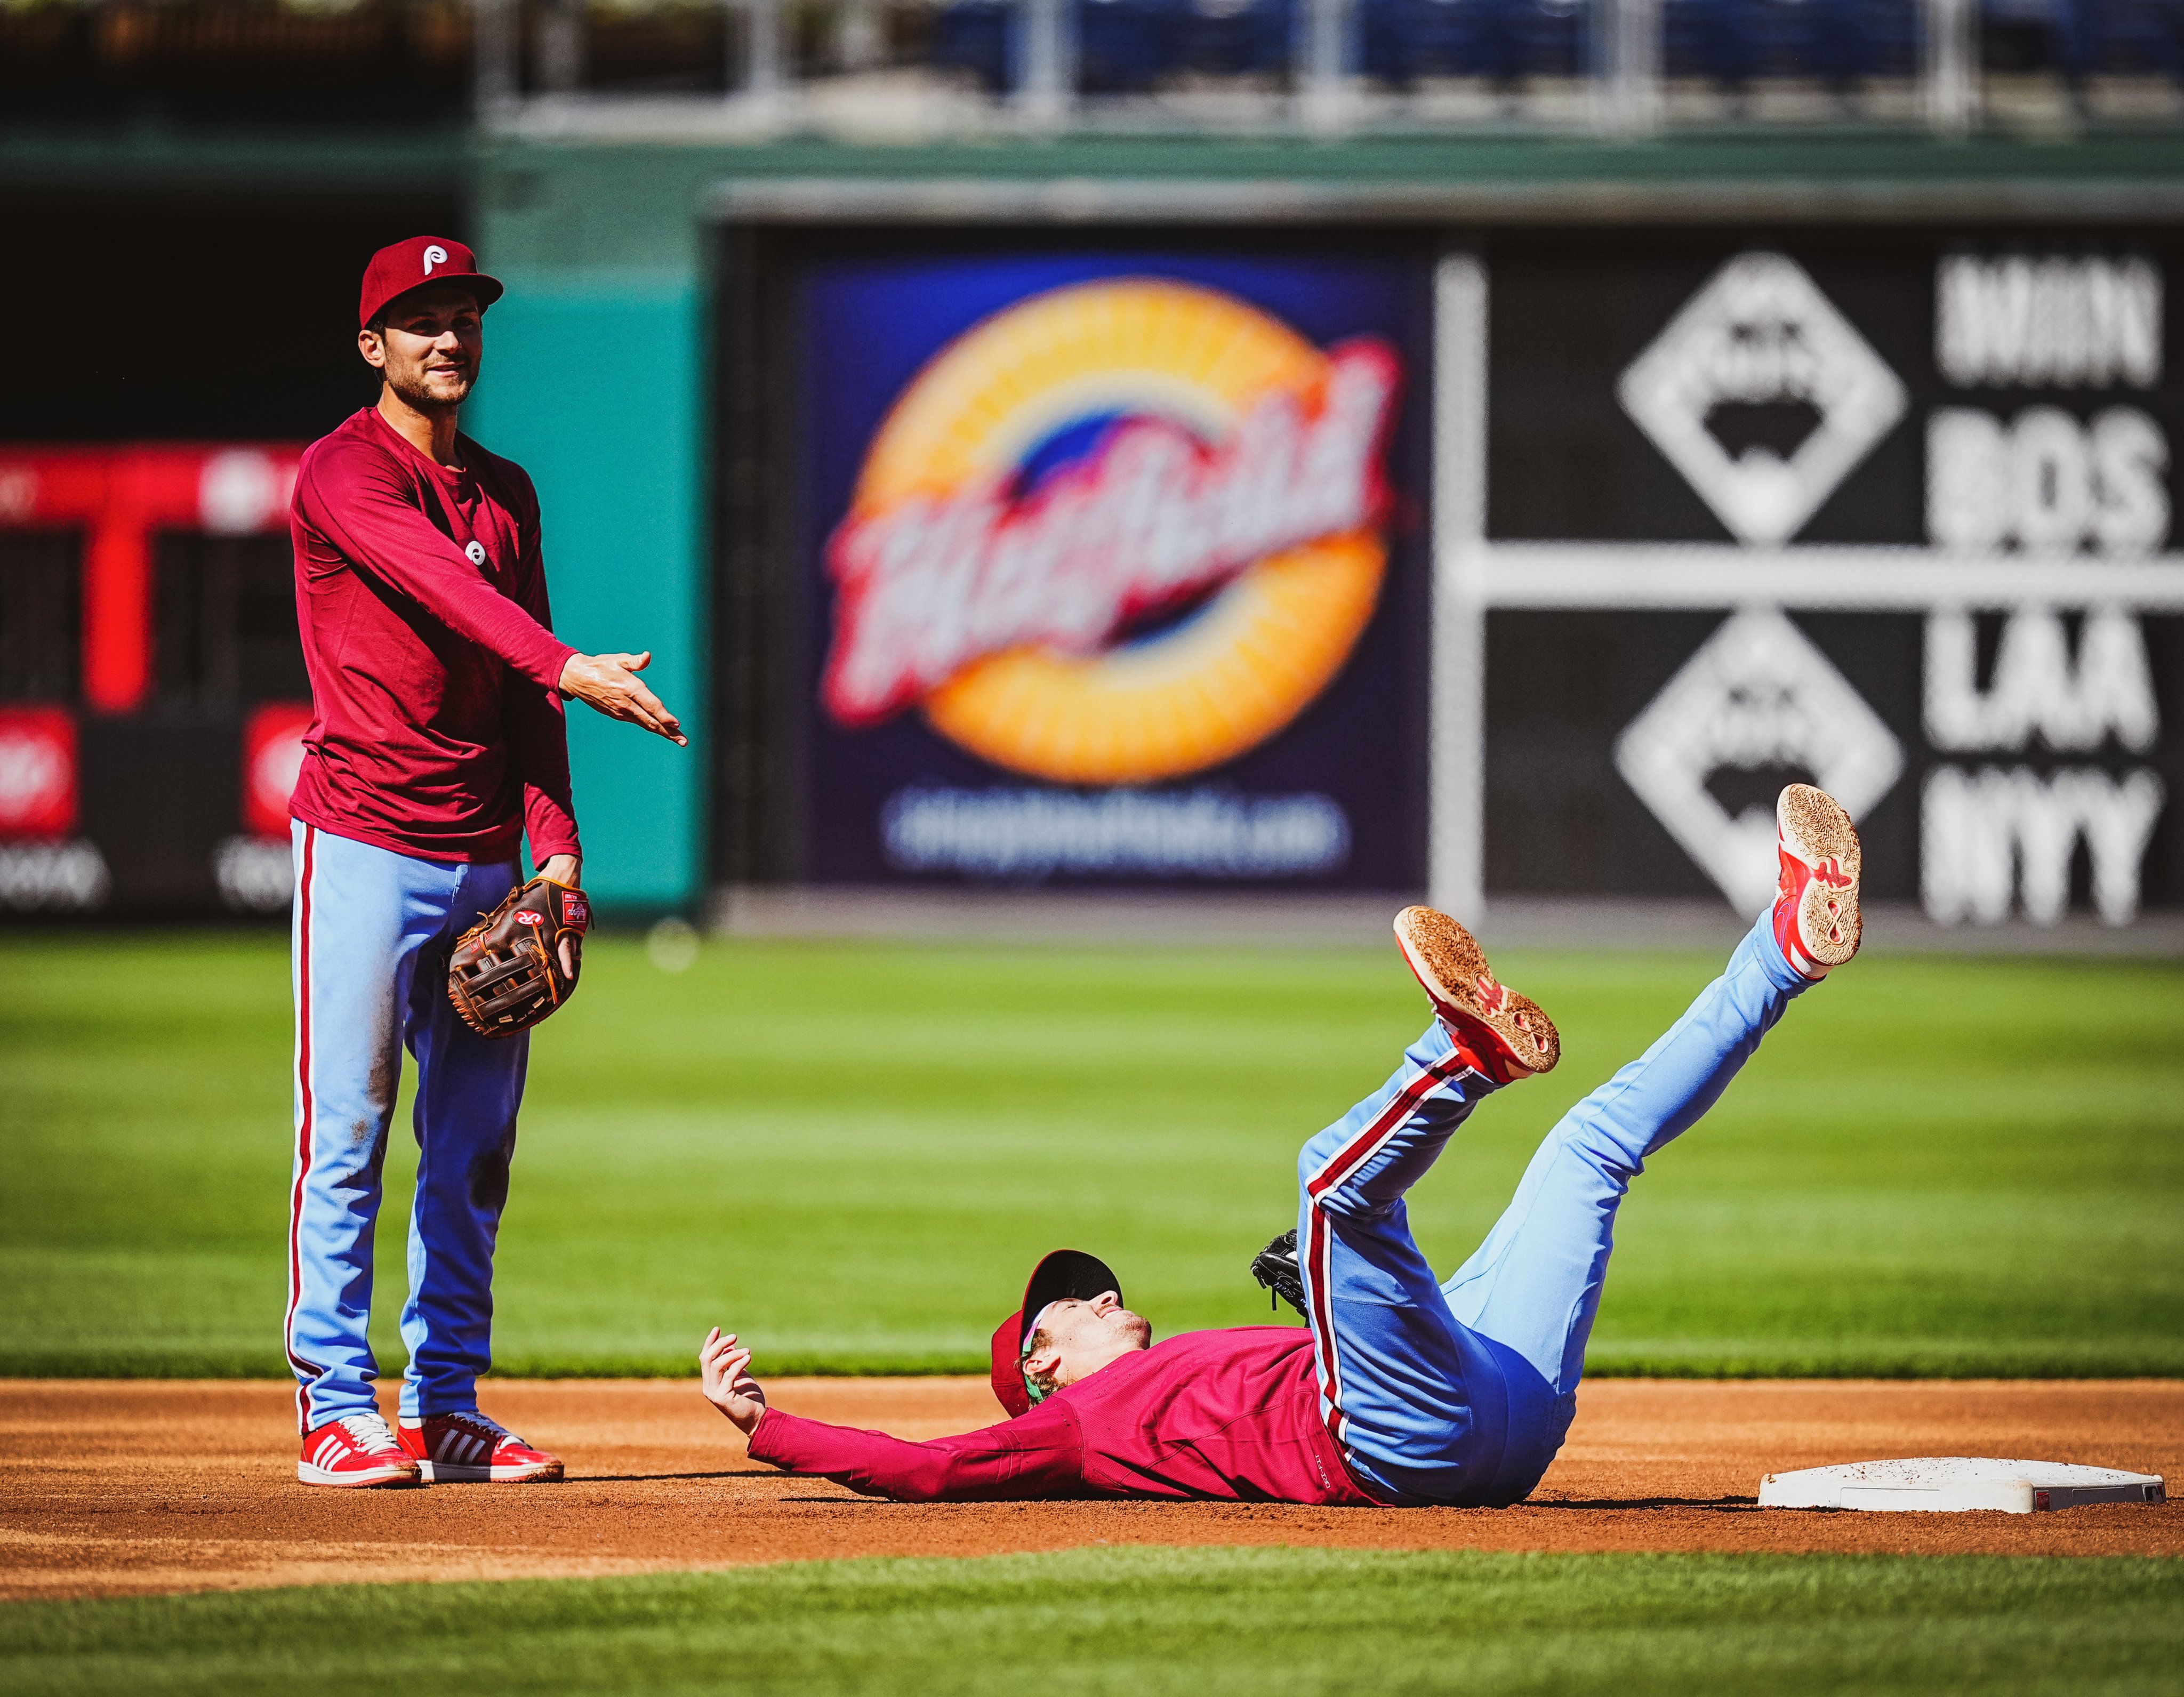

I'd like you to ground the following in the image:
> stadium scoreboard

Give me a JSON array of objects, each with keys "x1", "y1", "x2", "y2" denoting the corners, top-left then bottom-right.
[{"x1": 721, "y1": 218, "x2": 2180, "y2": 931}]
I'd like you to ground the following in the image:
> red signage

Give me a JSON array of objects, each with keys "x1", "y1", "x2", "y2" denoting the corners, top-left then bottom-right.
[
  {"x1": 0, "y1": 707, "x2": 79, "y2": 840},
  {"x1": 0, "y1": 444, "x2": 303, "y2": 714},
  {"x1": 242, "y1": 702, "x2": 315, "y2": 840}
]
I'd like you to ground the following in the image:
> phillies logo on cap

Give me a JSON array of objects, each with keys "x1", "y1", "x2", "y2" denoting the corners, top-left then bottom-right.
[{"x1": 359, "y1": 236, "x2": 505, "y2": 330}]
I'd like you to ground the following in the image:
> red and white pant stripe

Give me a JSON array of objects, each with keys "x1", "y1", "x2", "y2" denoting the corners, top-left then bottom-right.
[{"x1": 1299, "y1": 1050, "x2": 1475, "y2": 1454}]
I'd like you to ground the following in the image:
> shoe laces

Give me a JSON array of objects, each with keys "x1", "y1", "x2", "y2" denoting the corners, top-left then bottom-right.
[
  {"x1": 439, "y1": 1409, "x2": 526, "y2": 1449},
  {"x1": 334, "y1": 1411, "x2": 403, "y2": 1454}
]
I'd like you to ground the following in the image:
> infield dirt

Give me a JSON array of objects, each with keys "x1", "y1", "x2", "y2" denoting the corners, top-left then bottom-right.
[{"x1": 3, "y1": 1378, "x2": 2176, "y2": 1601}]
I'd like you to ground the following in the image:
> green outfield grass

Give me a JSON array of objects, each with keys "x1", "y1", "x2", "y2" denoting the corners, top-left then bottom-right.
[
  {"x1": 4, "y1": 1548, "x2": 2179, "y2": 1696},
  {"x1": 1, "y1": 929, "x2": 2179, "y2": 1379}
]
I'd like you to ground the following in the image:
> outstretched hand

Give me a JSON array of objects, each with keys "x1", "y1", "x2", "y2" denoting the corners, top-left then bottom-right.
[
  {"x1": 559, "y1": 650, "x2": 688, "y2": 746},
  {"x1": 700, "y1": 1326, "x2": 768, "y2": 1434}
]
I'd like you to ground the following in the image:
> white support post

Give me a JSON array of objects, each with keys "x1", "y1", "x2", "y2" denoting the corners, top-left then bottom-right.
[
  {"x1": 1431, "y1": 253, "x2": 1490, "y2": 927},
  {"x1": 837, "y1": 0, "x2": 885, "y2": 72},
  {"x1": 1300, "y1": 0, "x2": 1350, "y2": 134},
  {"x1": 472, "y1": 0, "x2": 520, "y2": 114},
  {"x1": 537, "y1": 0, "x2": 585, "y2": 94},
  {"x1": 1923, "y1": 0, "x2": 1978, "y2": 136},
  {"x1": 1600, "y1": 0, "x2": 1661, "y2": 135},
  {"x1": 743, "y1": 0, "x2": 785, "y2": 103},
  {"x1": 1018, "y1": 0, "x2": 1071, "y2": 126}
]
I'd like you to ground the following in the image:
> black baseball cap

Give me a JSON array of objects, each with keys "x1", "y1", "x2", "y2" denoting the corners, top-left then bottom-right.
[{"x1": 986, "y1": 1248, "x2": 1122, "y2": 1418}]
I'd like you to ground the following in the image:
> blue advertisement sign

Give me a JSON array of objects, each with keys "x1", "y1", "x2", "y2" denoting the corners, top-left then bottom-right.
[{"x1": 789, "y1": 245, "x2": 1433, "y2": 888}]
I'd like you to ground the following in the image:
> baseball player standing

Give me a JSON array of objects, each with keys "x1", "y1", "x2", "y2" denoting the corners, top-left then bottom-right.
[
  {"x1": 702, "y1": 786, "x2": 1865, "y2": 1507},
  {"x1": 285, "y1": 236, "x2": 686, "y2": 1487}
]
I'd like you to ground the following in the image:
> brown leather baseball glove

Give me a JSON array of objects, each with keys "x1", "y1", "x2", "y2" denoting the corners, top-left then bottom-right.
[{"x1": 447, "y1": 876, "x2": 591, "y2": 1038}]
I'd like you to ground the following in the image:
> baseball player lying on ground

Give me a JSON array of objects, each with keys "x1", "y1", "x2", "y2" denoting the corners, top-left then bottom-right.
[{"x1": 701, "y1": 783, "x2": 1865, "y2": 1508}]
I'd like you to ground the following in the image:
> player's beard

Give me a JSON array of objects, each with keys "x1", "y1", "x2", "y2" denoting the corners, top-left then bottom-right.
[{"x1": 384, "y1": 360, "x2": 475, "y2": 414}]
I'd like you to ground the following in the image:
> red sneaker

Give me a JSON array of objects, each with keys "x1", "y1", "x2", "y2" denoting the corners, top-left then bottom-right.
[
  {"x1": 1773, "y1": 783, "x2": 1863, "y2": 982},
  {"x1": 1393, "y1": 906, "x2": 1559, "y2": 1085},
  {"x1": 399, "y1": 1410, "x2": 564, "y2": 1484},
  {"x1": 298, "y1": 1411, "x2": 423, "y2": 1489}
]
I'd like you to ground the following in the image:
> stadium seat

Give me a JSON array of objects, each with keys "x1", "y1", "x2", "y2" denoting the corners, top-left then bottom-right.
[
  {"x1": 1078, "y1": 0, "x2": 1292, "y2": 91},
  {"x1": 1079, "y1": 0, "x2": 1183, "y2": 91},
  {"x1": 934, "y1": 0, "x2": 1018, "y2": 91},
  {"x1": 1171, "y1": 0, "x2": 1294, "y2": 79},
  {"x1": 2082, "y1": 0, "x2": 2184, "y2": 77},
  {"x1": 1980, "y1": 0, "x2": 2094, "y2": 76},
  {"x1": 936, "y1": 0, "x2": 1292, "y2": 95},
  {"x1": 1504, "y1": 0, "x2": 1590, "y2": 76},
  {"x1": 1663, "y1": 0, "x2": 1918, "y2": 85},
  {"x1": 1360, "y1": 0, "x2": 1588, "y2": 85},
  {"x1": 1362, "y1": 0, "x2": 1505, "y2": 84},
  {"x1": 1850, "y1": 0, "x2": 1923, "y2": 78}
]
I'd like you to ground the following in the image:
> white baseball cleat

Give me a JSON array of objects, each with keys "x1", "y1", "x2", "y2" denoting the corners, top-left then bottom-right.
[
  {"x1": 1772, "y1": 783, "x2": 1863, "y2": 981},
  {"x1": 298, "y1": 1411, "x2": 423, "y2": 1489}
]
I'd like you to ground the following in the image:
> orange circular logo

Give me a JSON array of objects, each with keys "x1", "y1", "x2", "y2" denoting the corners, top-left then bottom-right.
[{"x1": 821, "y1": 280, "x2": 1400, "y2": 785}]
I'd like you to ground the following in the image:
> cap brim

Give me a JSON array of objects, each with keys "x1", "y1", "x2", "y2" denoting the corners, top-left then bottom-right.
[
  {"x1": 365, "y1": 272, "x2": 505, "y2": 328},
  {"x1": 1016, "y1": 1249, "x2": 1122, "y2": 1356}
]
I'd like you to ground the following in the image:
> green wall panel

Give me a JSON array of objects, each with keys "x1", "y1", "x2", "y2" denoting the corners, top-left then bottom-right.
[{"x1": 468, "y1": 275, "x2": 706, "y2": 914}]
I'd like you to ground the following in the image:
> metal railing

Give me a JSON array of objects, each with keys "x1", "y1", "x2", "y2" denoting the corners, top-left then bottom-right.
[
  {"x1": 470, "y1": 0, "x2": 2184, "y2": 135},
  {"x1": 1, "y1": 0, "x2": 2173, "y2": 136}
]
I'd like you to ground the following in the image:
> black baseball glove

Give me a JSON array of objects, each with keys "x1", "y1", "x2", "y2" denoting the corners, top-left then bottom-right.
[
  {"x1": 1249, "y1": 1228, "x2": 1306, "y2": 1317},
  {"x1": 446, "y1": 876, "x2": 591, "y2": 1038}
]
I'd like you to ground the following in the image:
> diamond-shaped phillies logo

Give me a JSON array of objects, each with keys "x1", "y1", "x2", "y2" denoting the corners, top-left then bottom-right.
[
  {"x1": 1618, "y1": 253, "x2": 1907, "y2": 546},
  {"x1": 1615, "y1": 610, "x2": 1902, "y2": 912}
]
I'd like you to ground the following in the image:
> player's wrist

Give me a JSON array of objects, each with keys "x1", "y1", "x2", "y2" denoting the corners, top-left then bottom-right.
[{"x1": 556, "y1": 652, "x2": 593, "y2": 697}]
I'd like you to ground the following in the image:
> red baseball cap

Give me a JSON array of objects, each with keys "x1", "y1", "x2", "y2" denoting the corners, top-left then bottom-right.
[
  {"x1": 359, "y1": 236, "x2": 503, "y2": 330},
  {"x1": 987, "y1": 1248, "x2": 1122, "y2": 1418}
]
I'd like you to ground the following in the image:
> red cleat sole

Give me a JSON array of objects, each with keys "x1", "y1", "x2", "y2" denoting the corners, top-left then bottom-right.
[
  {"x1": 1778, "y1": 784, "x2": 1863, "y2": 975},
  {"x1": 1393, "y1": 906, "x2": 1560, "y2": 1078}
]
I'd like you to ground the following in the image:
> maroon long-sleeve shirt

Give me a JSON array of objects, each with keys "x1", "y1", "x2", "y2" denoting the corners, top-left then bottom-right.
[
  {"x1": 288, "y1": 407, "x2": 580, "y2": 865},
  {"x1": 746, "y1": 1327, "x2": 1381, "y2": 1505}
]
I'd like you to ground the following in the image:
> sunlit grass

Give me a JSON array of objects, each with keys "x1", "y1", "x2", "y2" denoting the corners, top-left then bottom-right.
[{"x1": 2, "y1": 930, "x2": 2179, "y2": 1377}]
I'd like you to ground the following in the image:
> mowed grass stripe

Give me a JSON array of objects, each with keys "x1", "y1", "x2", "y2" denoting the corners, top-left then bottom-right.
[
  {"x1": 3, "y1": 1548, "x2": 2180, "y2": 1697},
  {"x1": 2, "y1": 931, "x2": 2179, "y2": 1378}
]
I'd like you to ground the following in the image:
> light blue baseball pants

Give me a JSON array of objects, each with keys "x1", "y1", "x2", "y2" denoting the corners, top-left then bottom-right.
[
  {"x1": 1297, "y1": 911, "x2": 1811, "y2": 1506},
  {"x1": 283, "y1": 821, "x2": 528, "y2": 1434}
]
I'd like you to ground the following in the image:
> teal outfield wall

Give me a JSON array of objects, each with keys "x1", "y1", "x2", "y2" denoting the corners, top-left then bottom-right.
[
  {"x1": 465, "y1": 274, "x2": 706, "y2": 914},
  {"x1": 470, "y1": 156, "x2": 720, "y2": 913}
]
